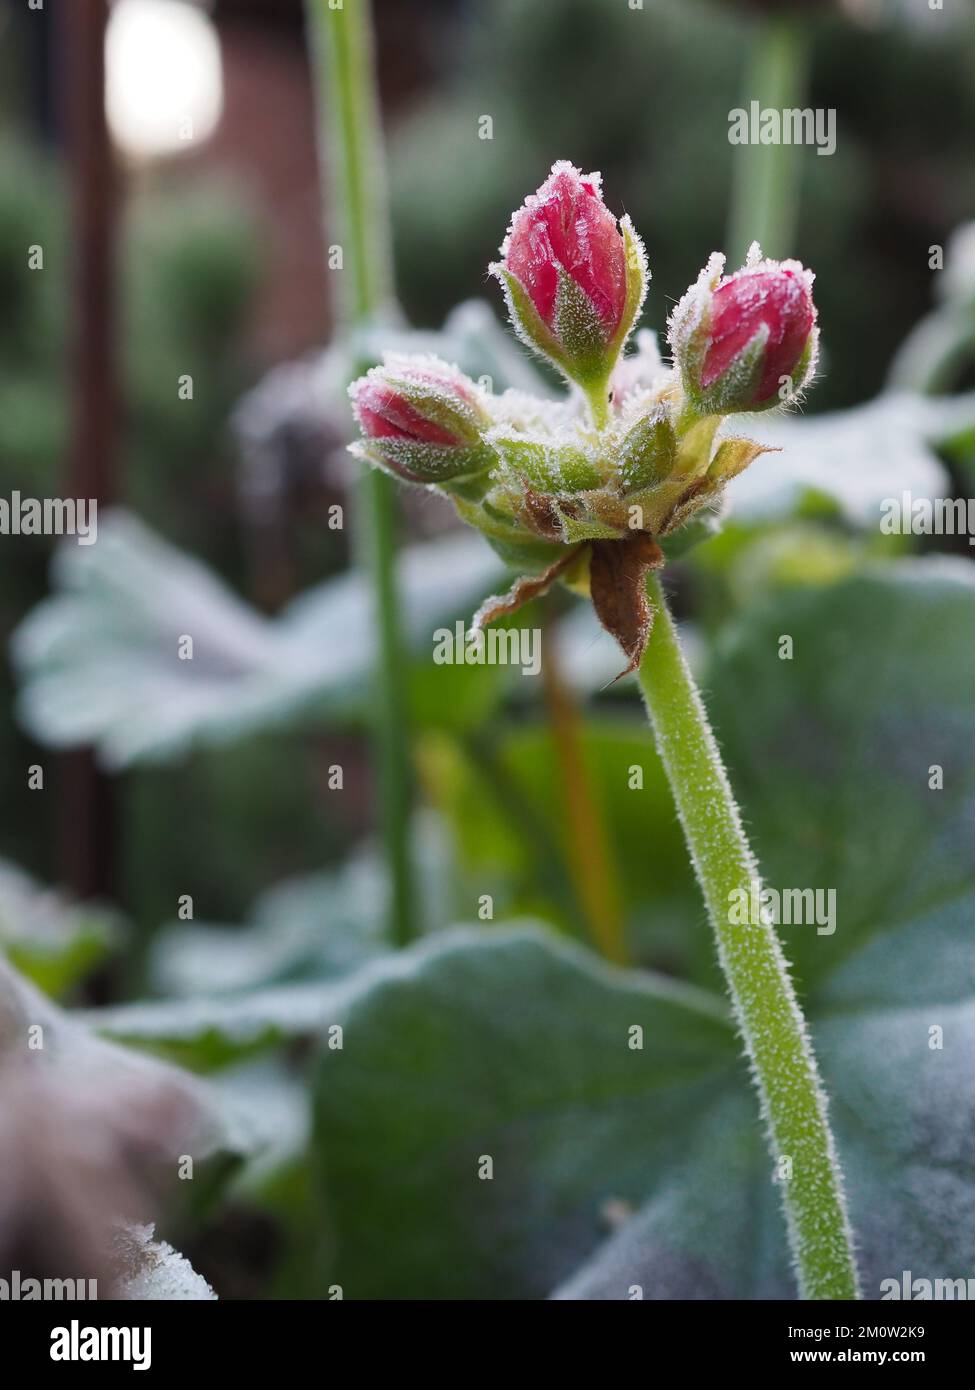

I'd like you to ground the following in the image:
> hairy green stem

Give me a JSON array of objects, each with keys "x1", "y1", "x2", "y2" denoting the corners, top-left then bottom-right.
[
  {"x1": 726, "y1": 16, "x2": 809, "y2": 263},
  {"x1": 585, "y1": 377, "x2": 611, "y2": 432},
  {"x1": 639, "y1": 574, "x2": 859, "y2": 1300},
  {"x1": 306, "y1": 0, "x2": 415, "y2": 945}
]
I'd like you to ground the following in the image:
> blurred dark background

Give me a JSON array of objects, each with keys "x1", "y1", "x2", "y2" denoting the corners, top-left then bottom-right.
[{"x1": 1, "y1": 0, "x2": 973, "y2": 935}]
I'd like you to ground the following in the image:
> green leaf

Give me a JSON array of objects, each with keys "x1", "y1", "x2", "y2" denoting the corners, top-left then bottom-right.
[
  {"x1": 707, "y1": 558, "x2": 975, "y2": 996},
  {"x1": 0, "y1": 859, "x2": 121, "y2": 997},
  {"x1": 83, "y1": 979, "x2": 357, "y2": 1071},
  {"x1": 313, "y1": 927, "x2": 734, "y2": 1300},
  {"x1": 148, "y1": 814, "x2": 454, "y2": 1001},
  {"x1": 420, "y1": 719, "x2": 704, "y2": 969}
]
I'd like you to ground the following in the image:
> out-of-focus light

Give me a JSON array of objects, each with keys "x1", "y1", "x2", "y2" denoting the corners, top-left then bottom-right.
[{"x1": 105, "y1": 0, "x2": 223, "y2": 161}]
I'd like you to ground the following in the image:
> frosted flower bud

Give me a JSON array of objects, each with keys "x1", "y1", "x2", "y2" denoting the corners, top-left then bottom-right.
[
  {"x1": 490, "y1": 161, "x2": 648, "y2": 396},
  {"x1": 348, "y1": 355, "x2": 494, "y2": 486},
  {"x1": 669, "y1": 245, "x2": 818, "y2": 414}
]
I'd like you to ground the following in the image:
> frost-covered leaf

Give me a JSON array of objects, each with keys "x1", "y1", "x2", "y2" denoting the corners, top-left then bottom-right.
[
  {"x1": 209, "y1": 1061, "x2": 310, "y2": 1190},
  {"x1": 149, "y1": 859, "x2": 386, "y2": 1000},
  {"x1": 87, "y1": 917, "x2": 457, "y2": 1070},
  {"x1": 724, "y1": 391, "x2": 973, "y2": 526},
  {"x1": 313, "y1": 927, "x2": 737, "y2": 1300},
  {"x1": 0, "y1": 858, "x2": 120, "y2": 996},
  {"x1": 232, "y1": 300, "x2": 554, "y2": 460},
  {"x1": 11, "y1": 509, "x2": 505, "y2": 768},
  {"x1": 83, "y1": 980, "x2": 355, "y2": 1070},
  {"x1": 149, "y1": 813, "x2": 451, "y2": 1000}
]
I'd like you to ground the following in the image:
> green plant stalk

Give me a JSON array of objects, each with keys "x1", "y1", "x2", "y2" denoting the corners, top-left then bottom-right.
[
  {"x1": 306, "y1": 0, "x2": 416, "y2": 946},
  {"x1": 726, "y1": 16, "x2": 809, "y2": 264},
  {"x1": 639, "y1": 573, "x2": 859, "y2": 1300},
  {"x1": 541, "y1": 624, "x2": 629, "y2": 966}
]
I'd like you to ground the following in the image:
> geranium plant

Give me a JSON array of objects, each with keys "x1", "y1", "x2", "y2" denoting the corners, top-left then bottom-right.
[{"x1": 348, "y1": 161, "x2": 859, "y2": 1300}]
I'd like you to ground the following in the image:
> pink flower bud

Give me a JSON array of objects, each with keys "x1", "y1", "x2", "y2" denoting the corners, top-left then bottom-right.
[
  {"x1": 349, "y1": 356, "x2": 493, "y2": 487},
  {"x1": 669, "y1": 247, "x2": 818, "y2": 414},
  {"x1": 507, "y1": 164, "x2": 626, "y2": 333},
  {"x1": 354, "y1": 380, "x2": 466, "y2": 448},
  {"x1": 701, "y1": 267, "x2": 815, "y2": 406},
  {"x1": 491, "y1": 161, "x2": 647, "y2": 399}
]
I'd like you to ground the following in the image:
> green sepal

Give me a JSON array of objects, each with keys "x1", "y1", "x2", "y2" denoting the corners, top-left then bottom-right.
[
  {"x1": 617, "y1": 408, "x2": 677, "y2": 492},
  {"x1": 451, "y1": 492, "x2": 568, "y2": 572},
  {"x1": 707, "y1": 436, "x2": 775, "y2": 484},
  {"x1": 492, "y1": 265, "x2": 572, "y2": 376},
  {"x1": 351, "y1": 438, "x2": 495, "y2": 487},
  {"x1": 689, "y1": 326, "x2": 769, "y2": 417},
  {"x1": 552, "y1": 269, "x2": 608, "y2": 380},
  {"x1": 605, "y1": 217, "x2": 649, "y2": 364},
  {"x1": 491, "y1": 433, "x2": 604, "y2": 493}
]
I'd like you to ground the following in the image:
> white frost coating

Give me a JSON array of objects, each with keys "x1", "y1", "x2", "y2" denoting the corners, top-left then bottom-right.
[
  {"x1": 490, "y1": 387, "x2": 583, "y2": 436},
  {"x1": 10, "y1": 512, "x2": 505, "y2": 768},
  {"x1": 494, "y1": 159, "x2": 605, "y2": 262},
  {"x1": 116, "y1": 1224, "x2": 216, "y2": 1301},
  {"x1": 348, "y1": 350, "x2": 490, "y2": 443},
  {"x1": 667, "y1": 251, "x2": 726, "y2": 358},
  {"x1": 610, "y1": 329, "x2": 669, "y2": 411}
]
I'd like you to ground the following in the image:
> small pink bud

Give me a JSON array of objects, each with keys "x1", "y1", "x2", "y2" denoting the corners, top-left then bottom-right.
[
  {"x1": 701, "y1": 267, "x2": 815, "y2": 406},
  {"x1": 669, "y1": 248, "x2": 819, "y2": 414},
  {"x1": 354, "y1": 380, "x2": 467, "y2": 448},
  {"x1": 491, "y1": 161, "x2": 647, "y2": 398},
  {"x1": 349, "y1": 356, "x2": 493, "y2": 487}
]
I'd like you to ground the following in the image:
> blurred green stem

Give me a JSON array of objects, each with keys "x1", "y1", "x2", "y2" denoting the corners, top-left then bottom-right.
[
  {"x1": 726, "y1": 17, "x2": 809, "y2": 263},
  {"x1": 541, "y1": 624, "x2": 629, "y2": 965},
  {"x1": 638, "y1": 574, "x2": 859, "y2": 1301},
  {"x1": 306, "y1": 0, "x2": 415, "y2": 946}
]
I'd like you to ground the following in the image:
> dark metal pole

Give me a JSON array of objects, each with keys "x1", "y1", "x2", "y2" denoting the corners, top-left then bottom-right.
[{"x1": 58, "y1": 0, "x2": 118, "y2": 899}]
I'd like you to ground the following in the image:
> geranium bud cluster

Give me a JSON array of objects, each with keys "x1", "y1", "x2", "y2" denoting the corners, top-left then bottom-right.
[{"x1": 348, "y1": 162, "x2": 819, "y2": 674}]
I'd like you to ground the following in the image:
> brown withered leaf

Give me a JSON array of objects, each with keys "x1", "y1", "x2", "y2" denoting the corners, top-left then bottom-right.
[
  {"x1": 589, "y1": 533, "x2": 665, "y2": 682},
  {"x1": 470, "y1": 547, "x2": 582, "y2": 632},
  {"x1": 658, "y1": 477, "x2": 714, "y2": 535}
]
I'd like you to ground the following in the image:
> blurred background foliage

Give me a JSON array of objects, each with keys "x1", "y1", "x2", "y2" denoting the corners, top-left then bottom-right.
[
  {"x1": 1, "y1": 0, "x2": 973, "y2": 930},
  {"x1": 2, "y1": 0, "x2": 975, "y2": 1298}
]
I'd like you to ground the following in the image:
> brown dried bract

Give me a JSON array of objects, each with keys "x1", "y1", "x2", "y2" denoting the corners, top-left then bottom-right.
[
  {"x1": 589, "y1": 532, "x2": 665, "y2": 681},
  {"x1": 471, "y1": 546, "x2": 581, "y2": 631}
]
